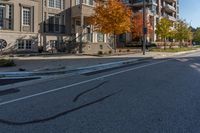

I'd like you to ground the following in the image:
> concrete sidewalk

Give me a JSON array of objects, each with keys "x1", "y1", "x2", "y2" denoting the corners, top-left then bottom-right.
[{"x1": 0, "y1": 49, "x2": 200, "y2": 73}]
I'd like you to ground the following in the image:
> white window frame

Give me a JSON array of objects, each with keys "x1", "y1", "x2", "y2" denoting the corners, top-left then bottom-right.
[
  {"x1": 18, "y1": 39, "x2": 32, "y2": 50},
  {"x1": 85, "y1": 0, "x2": 93, "y2": 6},
  {"x1": 48, "y1": 0, "x2": 62, "y2": 9},
  {"x1": 76, "y1": 0, "x2": 81, "y2": 5},
  {"x1": 17, "y1": 40, "x2": 25, "y2": 49},
  {"x1": 22, "y1": 7, "x2": 31, "y2": 26}
]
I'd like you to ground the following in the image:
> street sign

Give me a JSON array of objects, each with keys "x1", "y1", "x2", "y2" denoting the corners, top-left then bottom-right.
[
  {"x1": 143, "y1": 27, "x2": 147, "y2": 34},
  {"x1": 0, "y1": 39, "x2": 7, "y2": 49}
]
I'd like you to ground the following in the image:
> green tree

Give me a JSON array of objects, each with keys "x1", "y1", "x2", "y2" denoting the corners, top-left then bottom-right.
[
  {"x1": 174, "y1": 20, "x2": 193, "y2": 47},
  {"x1": 193, "y1": 28, "x2": 200, "y2": 44},
  {"x1": 155, "y1": 18, "x2": 173, "y2": 49}
]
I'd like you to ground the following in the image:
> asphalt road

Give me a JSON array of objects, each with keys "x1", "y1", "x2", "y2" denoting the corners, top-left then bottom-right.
[{"x1": 1, "y1": 52, "x2": 200, "y2": 133}]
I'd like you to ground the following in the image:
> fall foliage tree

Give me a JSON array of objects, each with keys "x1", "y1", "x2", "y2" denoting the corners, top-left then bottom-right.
[
  {"x1": 89, "y1": 0, "x2": 132, "y2": 49},
  {"x1": 132, "y1": 12, "x2": 153, "y2": 42}
]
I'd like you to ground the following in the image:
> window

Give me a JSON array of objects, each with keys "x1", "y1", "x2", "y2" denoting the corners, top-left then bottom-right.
[
  {"x1": 48, "y1": 14, "x2": 61, "y2": 32},
  {"x1": 122, "y1": 0, "x2": 130, "y2": 4},
  {"x1": 55, "y1": 0, "x2": 61, "y2": 8},
  {"x1": 85, "y1": 0, "x2": 93, "y2": 5},
  {"x1": 18, "y1": 40, "x2": 32, "y2": 50},
  {"x1": 8, "y1": 5, "x2": 12, "y2": 29},
  {"x1": 97, "y1": 33, "x2": 104, "y2": 42},
  {"x1": 25, "y1": 40, "x2": 32, "y2": 49},
  {"x1": 0, "y1": 4, "x2": 13, "y2": 30},
  {"x1": 18, "y1": 40, "x2": 24, "y2": 49},
  {"x1": 49, "y1": 0, "x2": 54, "y2": 7},
  {"x1": 22, "y1": 7, "x2": 31, "y2": 26},
  {"x1": 48, "y1": 0, "x2": 61, "y2": 8},
  {"x1": 76, "y1": 0, "x2": 80, "y2": 5},
  {"x1": 55, "y1": 17, "x2": 60, "y2": 32},
  {"x1": 50, "y1": 40, "x2": 57, "y2": 47}
]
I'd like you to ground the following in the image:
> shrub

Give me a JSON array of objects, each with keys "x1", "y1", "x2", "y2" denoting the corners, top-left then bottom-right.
[
  {"x1": 98, "y1": 51, "x2": 103, "y2": 55},
  {"x1": 0, "y1": 59, "x2": 15, "y2": 67},
  {"x1": 99, "y1": 45, "x2": 103, "y2": 50},
  {"x1": 38, "y1": 46, "x2": 44, "y2": 53},
  {"x1": 18, "y1": 68, "x2": 26, "y2": 71}
]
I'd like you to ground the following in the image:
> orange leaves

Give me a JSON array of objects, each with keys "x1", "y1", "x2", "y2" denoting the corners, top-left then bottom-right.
[
  {"x1": 132, "y1": 13, "x2": 143, "y2": 39},
  {"x1": 132, "y1": 12, "x2": 153, "y2": 40},
  {"x1": 89, "y1": 0, "x2": 132, "y2": 35}
]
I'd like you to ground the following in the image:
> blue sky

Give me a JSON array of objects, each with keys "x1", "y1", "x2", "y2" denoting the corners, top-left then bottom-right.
[{"x1": 180, "y1": 0, "x2": 200, "y2": 28}]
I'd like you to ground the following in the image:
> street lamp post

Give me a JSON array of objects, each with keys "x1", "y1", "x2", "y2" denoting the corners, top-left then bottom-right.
[
  {"x1": 142, "y1": 0, "x2": 147, "y2": 55},
  {"x1": 79, "y1": 0, "x2": 84, "y2": 54}
]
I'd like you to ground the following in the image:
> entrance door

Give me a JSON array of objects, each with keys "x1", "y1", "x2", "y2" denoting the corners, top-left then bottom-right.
[
  {"x1": 55, "y1": 17, "x2": 60, "y2": 32},
  {"x1": 48, "y1": 15, "x2": 54, "y2": 32}
]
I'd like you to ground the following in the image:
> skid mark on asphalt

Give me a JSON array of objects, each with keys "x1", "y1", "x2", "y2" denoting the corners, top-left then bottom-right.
[
  {"x1": 73, "y1": 81, "x2": 109, "y2": 102},
  {"x1": 0, "y1": 78, "x2": 40, "y2": 86},
  {"x1": 0, "y1": 88, "x2": 20, "y2": 97},
  {"x1": 0, "y1": 89, "x2": 122, "y2": 126}
]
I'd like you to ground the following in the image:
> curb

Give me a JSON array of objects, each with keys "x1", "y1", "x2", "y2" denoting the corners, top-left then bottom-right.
[
  {"x1": 2, "y1": 48, "x2": 199, "y2": 79},
  {"x1": 0, "y1": 57, "x2": 152, "y2": 78},
  {"x1": 153, "y1": 48, "x2": 200, "y2": 59}
]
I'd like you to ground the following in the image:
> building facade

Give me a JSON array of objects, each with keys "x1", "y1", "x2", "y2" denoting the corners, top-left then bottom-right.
[
  {"x1": 130, "y1": 0, "x2": 180, "y2": 42},
  {"x1": 39, "y1": 0, "x2": 70, "y2": 52},
  {"x1": 0, "y1": 0, "x2": 39, "y2": 53},
  {"x1": 0, "y1": 0, "x2": 112, "y2": 54},
  {"x1": 0, "y1": 0, "x2": 179, "y2": 54},
  {"x1": 70, "y1": 0, "x2": 111, "y2": 54}
]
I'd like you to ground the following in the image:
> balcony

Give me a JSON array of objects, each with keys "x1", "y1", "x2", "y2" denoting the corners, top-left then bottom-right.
[
  {"x1": 164, "y1": 15, "x2": 176, "y2": 21},
  {"x1": 0, "y1": 18, "x2": 13, "y2": 30},
  {"x1": 164, "y1": 0, "x2": 177, "y2": 3},
  {"x1": 43, "y1": 23, "x2": 65, "y2": 34},
  {"x1": 71, "y1": 3, "x2": 94, "y2": 18},
  {"x1": 163, "y1": 4, "x2": 176, "y2": 12},
  {"x1": 132, "y1": 2, "x2": 143, "y2": 7}
]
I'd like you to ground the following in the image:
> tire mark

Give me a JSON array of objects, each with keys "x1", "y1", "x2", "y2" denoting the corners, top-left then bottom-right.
[
  {"x1": 73, "y1": 81, "x2": 108, "y2": 102},
  {"x1": 0, "y1": 88, "x2": 20, "y2": 97},
  {"x1": 0, "y1": 89, "x2": 122, "y2": 126}
]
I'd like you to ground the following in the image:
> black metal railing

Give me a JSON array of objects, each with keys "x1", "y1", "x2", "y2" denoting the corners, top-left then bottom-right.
[
  {"x1": 43, "y1": 23, "x2": 65, "y2": 34},
  {"x1": 0, "y1": 18, "x2": 13, "y2": 30}
]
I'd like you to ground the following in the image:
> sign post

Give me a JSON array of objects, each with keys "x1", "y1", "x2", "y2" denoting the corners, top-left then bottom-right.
[{"x1": 142, "y1": 0, "x2": 147, "y2": 55}]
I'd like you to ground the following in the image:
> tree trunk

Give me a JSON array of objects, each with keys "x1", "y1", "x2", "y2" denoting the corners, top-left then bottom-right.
[
  {"x1": 181, "y1": 40, "x2": 183, "y2": 47},
  {"x1": 113, "y1": 33, "x2": 117, "y2": 53},
  {"x1": 164, "y1": 38, "x2": 166, "y2": 50}
]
